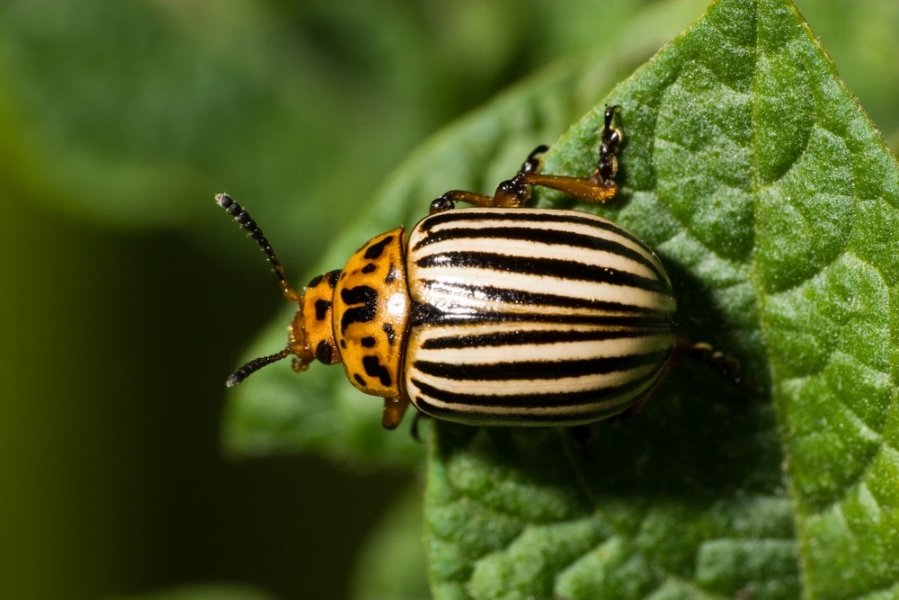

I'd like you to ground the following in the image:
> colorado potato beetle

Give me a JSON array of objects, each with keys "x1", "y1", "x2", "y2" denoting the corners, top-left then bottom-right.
[{"x1": 218, "y1": 106, "x2": 677, "y2": 429}]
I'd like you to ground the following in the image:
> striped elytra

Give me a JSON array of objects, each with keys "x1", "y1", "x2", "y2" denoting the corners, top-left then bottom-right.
[
  {"x1": 404, "y1": 207, "x2": 676, "y2": 426},
  {"x1": 218, "y1": 105, "x2": 679, "y2": 430}
]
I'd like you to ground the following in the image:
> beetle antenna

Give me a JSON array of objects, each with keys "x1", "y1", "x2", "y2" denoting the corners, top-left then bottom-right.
[
  {"x1": 215, "y1": 193, "x2": 300, "y2": 301},
  {"x1": 226, "y1": 348, "x2": 292, "y2": 387}
]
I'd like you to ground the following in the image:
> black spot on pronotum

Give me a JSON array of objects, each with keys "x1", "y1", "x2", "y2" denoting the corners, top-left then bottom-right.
[
  {"x1": 382, "y1": 323, "x2": 396, "y2": 345},
  {"x1": 340, "y1": 285, "x2": 378, "y2": 332},
  {"x1": 341, "y1": 340, "x2": 347, "y2": 349},
  {"x1": 353, "y1": 373, "x2": 366, "y2": 386},
  {"x1": 315, "y1": 341, "x2": 334, "y2": 363},
  {"x1": 340, "y1": 285, "x2": 377, "y2": 306},
  {"x1": 362, "y1": 356, "x2": 392, "y2": 387},
  {"x1": 327, "y1": 270, "x2": 341, "y2": 288},
  {"x1": 314, "y1": 299, "x2": 331, "y2": 321},
  {"x1": 384, "y1": 265, "x2": 397, "y2": 283},
  {"x1": 363, "y1": 235, "x2": 393, "y2": 260},
  {"x1": 362, "y1": 263, "x2": 377, "y2": 274},
  {"x1": 306, "y1": 274, "x2": 324, "y2": 288},
  {"x1": 361, "y1": 336, "x2": 376, "y2": 348}
]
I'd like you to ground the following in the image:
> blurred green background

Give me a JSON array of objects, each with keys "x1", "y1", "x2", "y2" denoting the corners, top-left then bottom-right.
[{"x1": 1, "y1": 1, "x2": 897, "y2": 599}]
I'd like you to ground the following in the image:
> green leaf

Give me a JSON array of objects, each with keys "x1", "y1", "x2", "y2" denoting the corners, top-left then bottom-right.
[{"x1": 425, "y1": 0, "x2": 898, "y2": 598}]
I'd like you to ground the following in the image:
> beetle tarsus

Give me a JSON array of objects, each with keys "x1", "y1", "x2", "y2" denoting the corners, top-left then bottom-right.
[
  {"x1": 429, "y1": 195, "x2": 456, "y2": 214},
  {"x1": 522, "y1": 145, "x2": 549, "y2": 174},
  {"x1": 597, "y1": 104, "x2": 622, "y2": 185}
]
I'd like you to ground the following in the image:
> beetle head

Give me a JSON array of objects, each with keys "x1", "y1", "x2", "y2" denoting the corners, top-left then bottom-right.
[{"x1": 216, "y1": 193, "x2": 339, "y2": 387}]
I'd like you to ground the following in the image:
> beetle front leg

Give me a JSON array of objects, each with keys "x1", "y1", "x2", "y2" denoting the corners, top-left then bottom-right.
[{"x1": 381, "y1": 395, "x2": 411, "y2": 430}]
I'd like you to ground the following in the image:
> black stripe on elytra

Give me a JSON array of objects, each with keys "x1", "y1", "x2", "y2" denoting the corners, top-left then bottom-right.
[
  {"x1": 340, "y1": 285, "x2": 378, "y2": 333},
  {"x1": 417, "y1": 252, "x2": 670, "y2": 295},
  {"x1": 413, "y1": 385, "x2": 644, "y2": 423},
  {"x1": 363, "y1": 235, "x2": 394, "y2": 260},
  {"x1": 413, "y1": 349, "x2": 670, "y2": 381},
  {"x1": 411, "y1": 368, "x2": 661, "y2": 412},
  {"x1": 420, "y1": 328, "x2": 663, "y2": 349},
  {"x1": 418, "y1": 209, "x2": 647, "y2": 249},
  {"x1": 411, "y1": 301, "x2": 674, "y2": 329},
  {"x1": 417, "y1": 279, "x2": 673, "y2": 313},
  {"x1": 412, "y1": 226, "x2": 664, "y2": 281}
]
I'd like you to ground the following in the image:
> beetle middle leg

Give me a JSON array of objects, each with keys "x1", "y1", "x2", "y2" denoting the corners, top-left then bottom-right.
[
  {"x1": 432, "y1": 105, "x2": 623, "y2": 212},
  {"x1": 517, "y1": 104, "x2": 622, "y2": 204}
]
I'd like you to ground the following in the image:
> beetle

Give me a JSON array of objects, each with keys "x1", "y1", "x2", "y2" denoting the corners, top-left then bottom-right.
[{"x1": 218, "y1": 106, "x2": 677, "y2": 430}]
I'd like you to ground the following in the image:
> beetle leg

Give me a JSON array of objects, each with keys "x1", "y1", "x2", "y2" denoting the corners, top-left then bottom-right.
[
  {"x1": 622, "y1": 335, "x2": 747, "y2": 417},
  {"x1": 429, "y1": 144, "x2": 551, "y2": 211},
  {"x1": 597, "y1": 104, "x2": 623, "y2": 184},
  {"x1": 478, "y1": 143, "x2": 551, "y2": 207},
  {"x1": 410, "y1": 411, "x2": 431, "y2": 442},
  {"x1": 381, "y1": 395, "x2": 410, "y2": 430},
  {"x1": 430, "y1": 190, "x2": 495, "y2": 214},
  {"x1": 519, "y1": 172, "x2": 618, "y2": 203},
  {"x1": 519, "y1": 105, "x2": 622, "y2": 204},
  {"x1": 677, "y1": 339, "x2": 742, "y2": 386},
  {"x1": 430, "y1": 106, "x2": 623, "y2": 211}
]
